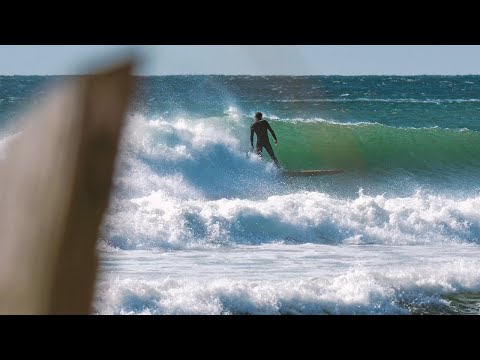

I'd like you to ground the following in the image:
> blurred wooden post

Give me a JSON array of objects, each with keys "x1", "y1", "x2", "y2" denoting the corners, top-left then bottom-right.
[{"x1": 0, "y1": 60, "x2": 134, "y2": 314}]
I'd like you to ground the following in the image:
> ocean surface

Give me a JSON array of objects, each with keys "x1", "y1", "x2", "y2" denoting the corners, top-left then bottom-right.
[{"x1": 2, "y1": 75, "x2": 480, "y2": 314}]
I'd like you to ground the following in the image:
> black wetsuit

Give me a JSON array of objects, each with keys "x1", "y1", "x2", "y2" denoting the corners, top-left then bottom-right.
[{"x1": 250, "y1": 119, "x2": 280, "y2": 167}]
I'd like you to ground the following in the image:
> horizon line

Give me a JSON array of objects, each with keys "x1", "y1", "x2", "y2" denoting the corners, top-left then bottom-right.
[{"x1": 2, "y1": 73, "x2": 480, "y2": 77}]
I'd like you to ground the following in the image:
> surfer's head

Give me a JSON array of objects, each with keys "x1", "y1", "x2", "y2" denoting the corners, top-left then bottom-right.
[{"x1": 255, "y1": 112, "x2": 262, "y2": 121}]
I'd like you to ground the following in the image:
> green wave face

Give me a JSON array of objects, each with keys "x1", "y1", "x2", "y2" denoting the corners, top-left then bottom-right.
[{"x1": 271, "y1": 121, "x2": 480, "y2": 174}]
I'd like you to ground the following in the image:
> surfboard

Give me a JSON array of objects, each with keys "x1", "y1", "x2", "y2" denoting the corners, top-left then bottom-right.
[{"x1": 282, "y1": 169, "x2": 344, "y2": 177}]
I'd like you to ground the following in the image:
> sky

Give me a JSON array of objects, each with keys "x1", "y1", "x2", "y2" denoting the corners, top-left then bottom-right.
[{"x1": 0, "y1": 45, "x2": 480, "y2": 75}]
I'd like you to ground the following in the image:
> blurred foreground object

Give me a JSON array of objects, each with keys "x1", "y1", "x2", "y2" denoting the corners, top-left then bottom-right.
[{"x1": 0, "y1": 60, "x2": 134, "y2": 314}]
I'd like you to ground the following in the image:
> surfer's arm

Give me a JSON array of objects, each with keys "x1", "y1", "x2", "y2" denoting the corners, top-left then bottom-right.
[
  {"x1": 250, "y1": 127, "x2": 254, "y2": 147},
  {"x1": 266, "y1": 122, "x2": 278, "y2": 142}
]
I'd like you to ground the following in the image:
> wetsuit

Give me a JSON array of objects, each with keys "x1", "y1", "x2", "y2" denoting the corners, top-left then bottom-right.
[{"x1": 250, "y1": 119, "x2": 280, "y2": 167}]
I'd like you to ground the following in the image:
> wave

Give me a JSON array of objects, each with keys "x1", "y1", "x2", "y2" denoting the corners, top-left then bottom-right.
[
  {"x1": 103, "y1": 187, "x2": 480, "y2": 250},
  {"x1": 97, "y1": 114, "x2": 480, "y2": 251},
  {"x1": 94, "y1": 258, "x2": 480, "y2": 314},
  {"x1": 272, "y1": 120, "x2": 480, "y2": 173}
]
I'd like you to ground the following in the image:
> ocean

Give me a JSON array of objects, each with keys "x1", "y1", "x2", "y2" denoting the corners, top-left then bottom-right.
[{"x1": 2, "y1": 75, "x2": 480, "y2": 314}]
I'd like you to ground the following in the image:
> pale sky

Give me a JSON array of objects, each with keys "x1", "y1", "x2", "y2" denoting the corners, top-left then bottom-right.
[{"x1": 0, "y1": 45, "x2": 480, "y2": 75}]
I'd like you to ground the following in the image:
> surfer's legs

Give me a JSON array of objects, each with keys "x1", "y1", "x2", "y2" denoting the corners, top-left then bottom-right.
[
  {"x1": 264, "y1": 142, "x2": 281, "y2": 168},
  {"x1": 256, "y1": 142, "x2": 280, "y2": 168},
  {"x1": 256, "y1": 143, "x2": 263, "y2": 158}
]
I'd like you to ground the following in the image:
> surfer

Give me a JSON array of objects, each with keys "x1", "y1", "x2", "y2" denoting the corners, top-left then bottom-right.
[{"x1": 250, "y1": 112, "x2": 281, "y2": 168}]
